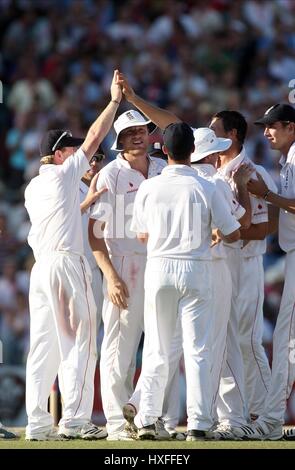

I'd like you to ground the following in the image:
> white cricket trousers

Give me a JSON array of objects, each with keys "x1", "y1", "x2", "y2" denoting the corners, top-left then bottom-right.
[
  {"x1": 127, "y1": 315, "x2": 183, "y2": 430},
  {"x1": 26, "y1": 252, "x2": 97, "y2": 436},
  {"x1": 134, "y1": 258, "x2": 214, "y2": 432},
  {"x1": 263, "y1": 250, "x2": 295, "y2": 425},
  {"x1": 100, "y1": 254, "x2": 146, "y2": 435},
  {"x1": 211, "y1": 258, "x2": 232, "y2": 420},
  {"x1": 91, "y1": 266, "x2": 103, "y2": 347},
  {"x1": 218, "y1": 252, "x2": 270, "y2": 424}
]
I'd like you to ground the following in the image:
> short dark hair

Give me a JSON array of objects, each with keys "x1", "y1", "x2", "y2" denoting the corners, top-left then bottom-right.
[
  {"x1": 163, "y1": 122, "x2": 194, "y2": 161},
  {"x1": 212, "y1": 110, "x2": 247, "y2": 145}
]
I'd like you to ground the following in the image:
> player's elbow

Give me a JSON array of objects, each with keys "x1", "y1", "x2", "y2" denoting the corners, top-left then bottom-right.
[{"x1": 223, "y1": 229, "x2": 240, "y2": 243}]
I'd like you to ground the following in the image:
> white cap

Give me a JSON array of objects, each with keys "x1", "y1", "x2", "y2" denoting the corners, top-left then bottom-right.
[
  {"x1": 191, "y1": 128, "x2": 232, "y2": 163},
  {"x1": 111, "y1": 110, "x2": 152, "y2": 151}
]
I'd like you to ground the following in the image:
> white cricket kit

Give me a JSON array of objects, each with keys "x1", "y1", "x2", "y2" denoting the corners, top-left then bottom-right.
[
  {"x1": 261, "y1": 141, "x2": 295, "y2": 426},
  {"x1": 90, "y1": 154, "x2": 168, "y2": 436},
  {"x1": 80, "y1": 181, "x2": 103, "y2": 334},
  {"x1": 131, "y1": 165, "x2": 240, "y2": 431},
  {"x1": 24, "y1": 148, "x2": 97, "y2": 436},
  {"x1": 217, "y1": 148, "x2": 277, "y2": 424},
  {"x1": 193, "y1": 164, "x2": 245, "y2": 418}
]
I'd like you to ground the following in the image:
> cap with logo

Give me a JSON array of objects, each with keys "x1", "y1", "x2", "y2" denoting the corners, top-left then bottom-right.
[
  {"x1": 39, "y1": 130, "x2": 84, "y2": 157},
  {"x1": 111, "y1": 110, "x2": 156, "y2": 151},
  {"x1": 254, "y1": 104, "x2": 295, "y2": 126},
  {"x1": 163, "y1": 122, "x2": 194, "y2": 159},
  {"x1": 190, "y1": 128, "x2": 232, "y2": 163}
]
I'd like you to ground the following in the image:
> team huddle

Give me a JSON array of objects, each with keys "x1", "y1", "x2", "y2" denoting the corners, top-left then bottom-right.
[{"x1": 13, "y1": 70, "x2": 295, "y2": 442}]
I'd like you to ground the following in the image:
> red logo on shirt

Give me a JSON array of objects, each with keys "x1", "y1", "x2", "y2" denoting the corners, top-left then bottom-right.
[
  {"x1": 129, "y1": 182, "x2": 133, "y2": 187},
  {"x1": 258, "y1": 204, "x2": 262, "y2": 209}
]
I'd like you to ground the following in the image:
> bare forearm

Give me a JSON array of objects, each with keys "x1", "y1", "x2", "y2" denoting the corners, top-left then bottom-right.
[
  {"x1": 80, "y1": 201, "x2": 89, "y2": 214},
  {"x1": 82, "y1": 100, "x2": 120, "y2": 159},
  {"x1": 129, "y1": 94, "x2": 181, "y2": 130},
  {"x1": 265, "y1": 191, "x2": 295, "y2": 214},
  {"x1": 240, "y1": 222, "x2": 268, "y2": 240},
  {"x1": 88, "y1": 219, "x2": 119, "y2": 281},
  {"x1": 92, "y1": 246, "x2": 118, "y2": 282},
  {"x1": 236, "y1": 184, "x2": 251, "y2": 228},
  {"x1": 267, "y1": 205, "x2": 279, "y2": 235}
]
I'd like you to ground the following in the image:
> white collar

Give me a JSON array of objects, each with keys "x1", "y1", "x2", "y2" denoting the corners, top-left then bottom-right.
[
  {"x1": 162, "y1": 164, "x2": 196, "y2": 176},
  {"x1": 193, "y1": 164, "x2": 216, "y2": 178},
  {"x1": 218, "y1": 147, "x2": 246, "y2": 178},
  {"x1": 280, "y1": 141, "x2": 295, "y2": 166},
  {"x1": 39, "y1": 163, "x2": 56, "y2": 174},
  {"x1": 117, "y1": 153, "x2": 151, "y2": 169}
]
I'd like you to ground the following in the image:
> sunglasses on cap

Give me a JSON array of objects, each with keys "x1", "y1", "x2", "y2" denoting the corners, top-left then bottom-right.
[
  {"x1": 51, "y1": 131, "x2": 72, "y2": 152},
  {"x1": 90, "y1": 154, "x2": 105, "y2": 163}
]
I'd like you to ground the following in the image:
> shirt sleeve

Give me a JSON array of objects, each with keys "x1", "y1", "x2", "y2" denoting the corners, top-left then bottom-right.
[
  {"x1": 130, "y1": 185, "x2": 148, "y2": 233},
  {"x1": 216, "y1": 179, "x2": 245, "y2": 221},
  {"x1": 250, "y1": 167, "x2": 278, "y2": 224},
  {"x1": 61, "y1": 147, "x2": 90, "y2": 185},
  {"x1": 211, "y1": 188, "x2": 241, "y2": 235}
]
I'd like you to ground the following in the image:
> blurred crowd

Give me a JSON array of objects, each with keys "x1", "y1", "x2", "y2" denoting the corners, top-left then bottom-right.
[{"x1": 0, "y1": 0, "x2": 294, "y2": 365}]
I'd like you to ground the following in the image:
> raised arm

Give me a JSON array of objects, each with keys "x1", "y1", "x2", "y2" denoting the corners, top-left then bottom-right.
[
  {"x1": 117, "y1": 72, "x2": 181, "y2": 130},
  {"x1": 81, "y1": 70, "x2": 122, "y2": 160}
]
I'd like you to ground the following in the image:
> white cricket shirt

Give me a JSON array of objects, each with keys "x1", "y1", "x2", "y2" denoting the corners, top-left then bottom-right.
[
  {"x1": 193, "y1": 163, "x2": 245, "y2": 259},
  {"x1": 131, "y1": 165, "x2": 240, "y2": 260},
  {"x1": 25, "y1": 147, "x2": 89, "y2": 260},
  {"x1": 278, "y1": 141, "x2": 295, "y2": 253},
  {"x1": 90, "y1": 154, "x2": 166, "y2": 257},
  {"x1": 218, "y1": 147, "x2": 277, "y2": 257}
]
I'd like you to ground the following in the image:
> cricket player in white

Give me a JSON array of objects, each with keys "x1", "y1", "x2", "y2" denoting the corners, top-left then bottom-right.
[
  {"x1": 80, "y1": 150, "x2": 106, "y2": 349},
  {"x1": 190, "y1": 128, "x2": 253, "y2": 438},
  {"x1": 210, "y1": 111, "x2": 277, "y2": 432},
  {"x1": 243, "y1": 104, "x2": 295, "y2": 440},
  {"x1": 24, "y1": 70, "x2": 121, "y2": 441},
  {"x1": 131, "y1": 123, "x2": 241, "y2": 440},
  {"x1": 89, "y1": 109, "x2": 170, "y2": 440}
]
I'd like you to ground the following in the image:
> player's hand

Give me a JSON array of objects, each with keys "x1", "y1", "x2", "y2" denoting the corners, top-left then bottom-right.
[
  {"x1": 108, "y1": 275, "x2": 129, "y2": 309},
  {"x1": 211, "y1": 228, "x2": 222, "y2": 247},
  {"x1": 116, "y1": 72, "x2": 135, "y2": 102},
  {"x1": 232, "y1": 163, "x2": 254, "y2": 186},
  {"x1": 247, "y1": 172, "x2": 268, "y2": 197},
  {"x1": 81, "y1": 173, "x2": 107, "y2": 213},
  {"x1": 111, "y1": 69, "x2": 122, "y2": 103}
]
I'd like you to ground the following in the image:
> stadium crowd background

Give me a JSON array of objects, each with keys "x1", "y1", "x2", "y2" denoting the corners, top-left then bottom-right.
[{"x1": 0, "y1": 0, "x2": 294, "y2": 422}]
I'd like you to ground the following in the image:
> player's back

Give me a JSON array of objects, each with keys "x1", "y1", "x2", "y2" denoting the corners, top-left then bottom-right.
[{"x1": 134, "y1": 165, "x2": 216, "y2": 260}]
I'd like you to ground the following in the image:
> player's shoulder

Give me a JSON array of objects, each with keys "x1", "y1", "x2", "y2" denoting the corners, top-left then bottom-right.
[
  {"x1": 98, "y1": 158, "x2": 123, "y2": 184},
  {"x1": 195, "y1": 172, "x2": 215, "y2": 190},
  {"x1": 100, "y1": 157, "x2": 121, "y2": 175},
  {"x1": 149, "y1": 156, "x2": 167, "y2": 172},
  {"x1": 141, "y1": 173, "x2": 162, "y2": 191}
]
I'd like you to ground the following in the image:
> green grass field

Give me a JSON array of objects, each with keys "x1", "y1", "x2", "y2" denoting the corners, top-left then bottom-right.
[{"x1": 1, "y1": 428, "x2": 295, "y2": 449}]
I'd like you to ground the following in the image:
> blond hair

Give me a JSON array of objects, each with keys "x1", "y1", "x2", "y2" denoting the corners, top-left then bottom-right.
[{"x1": 40, "y1": 155, "x2": 54, "y2": 165}]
